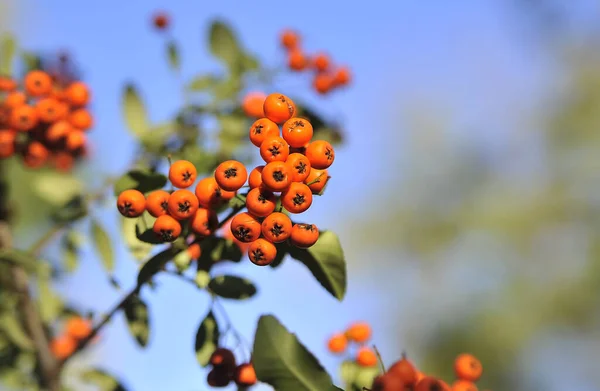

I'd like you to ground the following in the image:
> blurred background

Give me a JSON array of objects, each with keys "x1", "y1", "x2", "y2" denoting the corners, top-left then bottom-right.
[{"x1": 3, "y1": 1, "x2": 600, "y2": 390}]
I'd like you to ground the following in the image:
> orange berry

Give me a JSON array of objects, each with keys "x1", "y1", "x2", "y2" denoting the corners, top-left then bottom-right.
[
  {"x1": 327, "y1": 333, "x2": 347, "y2": 354},
  {"x1": 286, "y1": 153, "x2": 311, "y2": 183},
  {"x1": 0, "y1": 77, "x2": 17, "y2": 92},
  {"x1": 313, "y1": 73, "x2": 334, "y2": 95},
  {"x1": 247, "y1": 238, "x2": 277, "y2": 266},
  {"x1": 242, "y1": 92, "x2": 266, "y2": 118},
  {"x1": 50, "y1": 334, "x2": 77, "y2": 360},
  {"x1": 3, "y1": 91, "x2": 26, "y2": 108},
  {"x1": 65, "y1": 130, "x2": 86, "y2": 151},
  {"x1": 187, "y1": 243, "x2": 202, "y2": 260},
  {"x1": 304, "y1": 168, "x2": 329, "y2": 194},
  {"x1": 281, "y1": 182, "x2": 313, "y2": 213},
  {"x1": 305, "y1": 140, "x2": 334, "y2": 169},
  {"x1": 452, "y1": 380, "x2": 478, "y2": 391},
  {"x1": 145, "y1": 190, "x2": 170, "y2": 218},
  {"x1": 282, "y1": 117, "x2": 313, "y2": 148},
  {"x1": 261, "y1": 212, "x2": 292, "y2": 243},
  {"x1": 167, "y1": 189, "x2": 199, "y2": 220},
  {"x1": 288, "y1": 49, "x2": 308, "y2": 71},
  {"x1": 245, "y1": 187, "x2": 277, "y2": 218},
  {"x1": 214, "y1": 160, "x2": 248, "y2": 192},
  {"x1": 0, "y1": 130, "x2": 16, "y2": 158},
  {"x1": 46, "y1": 120, "x2": 72, "y2": 143},
  {"x1": 194, "y1": 177, "x2": 235, "y2": 209},
  {"x1": 280, "y1": 29, "x2": 300, "y2": 50},
  {"x1": 454, "y1": 353, "x2": 483, "y2": 382},
  {"x1": 230, "y1": 212, "x2": 262, "y2": 243},
  {"x1": 261, "y1": 161, "x2": 292, "y2": 192},
  {"x1": 153, "y1": 12, "x2": 169, "y2": 30},
  {"x1": 10, "y1": 104, "x2": 38, "y2": 131},
  {"x1": 24, "y1": 70, "x2": 52, "y2": 97},
  {"x1": 371, "y1": 373, "x2": 407, "y2": 391},
  {"x1": 36, "y1": 98, "x2": 64, "y2": 123},
  {"x1": 23, "y1": 141, "x2": 49, "y2": 169},
  {"x1": 52, "y1": 152, "x2": 74, "y2": 172},
  {"x1": 249, "y1": 117, "x2": 280, "y2": 147},
  {"x1": 263, "y1": 93, "x2": 296, "y2": 124},
  {"x1": 346, "y1": 321, "x2": 371, "y2": 343},
  {"x1": 260, "y1": 136, "x2": 290, "y2": 163},
  {"x1": 388, "y1": 356, "x2": 419, "y2": 387},
  {"x1": 248, "y1": 165, "x2": 264, "y2": 189},
  {"x1": 117, "y1": 189, "x2": 146, "y2": 218},
  {"x1": 416, "y1": 377, "x2": 451, "y2": 391},
  {"x1": 356, "y1": 347, "x2": 378, "y2": 367},
  {"x1": 290, "y1": 223, "x2": 319, "y2": 248},
  {"x1": 210, "y1": 348, "x2": 237, "y2": 370},
  {"x1": 190, "y1": 207, "x2": 218, "y2": 237},
  {"x1": 65, "y1": 81, "x2": 90, "y2": 107},
  {"x1": 313, "y1": 53, "x2": 330, "y2": 72},
  {"x1": 333, "y1": 66, "x2": 351, "y2": 86},
  {"x1": 69, "y1": 109, "x2": 93, "y2": 131},
  {"x1": 65, "y1": 317, "x2": 92, "y2": 340},
  {"x1": 169, "y1": 160, "x2": 197, "y2": 189},
  {"x1": 153, "y1": 214, "x2": 182, "y2": 242},
  {"x1": 234, "y1": 363, "x2": 257, "y2": 387}
]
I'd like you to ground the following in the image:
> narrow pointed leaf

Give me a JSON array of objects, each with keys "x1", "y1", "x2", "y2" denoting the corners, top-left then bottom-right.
[
  {"x1": 208, "y1": 275, "x2": 257, "y2": 300},
  {"x1": 166, "y1": 40, "x2": 180, "y2": 71},
  {"x1": 123, "y1": 295, "x2": 150, "y2": 348},
  {"x1": 136, "y1": 248, "x2": 175, "y2": 286},
  {"x1": 122, "y1": 84, "x2": 149, "y2": 136},
  {"x1": 113, "y1": 170, "x2": 167, "y2": 196},
  {"x1": 0, "y1": 33, "x2": 16, "y2": 75},
  {"x1": 208, "y1": 21, "x2": 242, "y2": 68},
  {"x1": 195, "y1": 310, "x2": 219, "y2": 367},
  {"x1": 90, "y1": 219, "x2": 115, "y2": 272},
  {"x1": 0, "y1": 314, "x2": 33, "y2": 350}
]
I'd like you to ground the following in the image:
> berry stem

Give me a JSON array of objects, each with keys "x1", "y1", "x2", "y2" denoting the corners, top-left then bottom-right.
[{"x1": 373, "y1": 345, "x2": 387, "y2": 373}]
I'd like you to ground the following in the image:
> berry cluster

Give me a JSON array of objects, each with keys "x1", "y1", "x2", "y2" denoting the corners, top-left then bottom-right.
[
  {"x1": 206, "y1": 348, "x2": 257, "y2": 388},
  {"x1": 327, "y1": 321, "x2": 380, "y2": 367},
  {"x1": 0, "y1": 70, "x2": 92, "y2": 171},
  {"x1": 48, "y1": 316, "x2": 93, "y2": 360},
  {"x1": 279, "y1": 30, "x2": 351, "y2": 95},
  {"x1": 370, "y1": 353, "x2": 488, "y2": 391}
]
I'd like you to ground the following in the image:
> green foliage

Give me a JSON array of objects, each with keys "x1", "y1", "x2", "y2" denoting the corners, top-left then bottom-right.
[
  {"x1": 122, "y1": 84, "x2": 150, "y2": 137},
  {"x1": 0, "y1": 314, "x2": 33, "y2": 351},
  {"x1": 81, "y1": 369, "x2": 128, "y2": 391},
  {"x1": 253, "y1": 315, "x2": 342, "y2": 391},
  {"x1": 123, "y1": 295, "x2": 150, "y2": 348},
  {"x1": 166, "y1": 41, "x2": 180, "y2": 72},
  {"x1": 136, "y1": 248, "x2": 176, "y2": 286},
  {"x1": 340, "y1": 360, "x2": 381, "y2": 391},
  {"x1": 90, "y1": 219, "x2": 115, "y2": 273},
  {"x1": 113, "y1": 170, "x2": 167, "y2": 196},
  {"x1": 0, "y1": 33, "x2": 16, "y2": 75},
  {"x1": 208, "y1": 275, "x2": 257, "y2": 300},
  {"x1": 32, "y1": 174, "x2": 84, "y2": 207},
  {"x1": 0, "y1": 248, "x2": 39, "y2": 273},
  {"x1": 208, "y1": 21, "x2": 243, "y2": 71},
  {"x1": 195, "y1": 310, "x2": 219, "y2": 367}
]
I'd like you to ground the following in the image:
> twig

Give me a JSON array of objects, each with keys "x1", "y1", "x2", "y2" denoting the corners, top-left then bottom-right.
[{"x1": 373, "y1": 344, "x2": 386, "y2": 373}]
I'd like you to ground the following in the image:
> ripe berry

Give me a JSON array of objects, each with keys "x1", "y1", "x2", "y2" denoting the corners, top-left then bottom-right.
[
  {"x1": 261, "y1": 161, "x2": 292, "y2": 192},
  {"x1": 65, "y1": 317, "x2": 92, "y2": 340},
  {"x1": 327, "y1": 333, "x2": 347, "y2": 354},
  {"x1": 305, "y1": 140, "x2": 335, "y2": 169},
  {"x1": 454, "y1": 353, "x2": 483, "y2": 382},
  {"x1": 356, "y1": 347, "x2": 378, "y2": 367},
  {"x1": 290, "y1": 223, "x2": 319, "y2": 248},
  {"x1": 345, "y1": 321, "x2": 371, "y2": 343},
  {"x1": 242, "y1": 92, "x2": 266, "y2": 118},
  {"x1": 153, "y1": 215, "x2": 182, "y2": 242},
  {"x1": 280, "y1": 29, "x2": 300, "y2": 50},
  {"x1": 245, "y1": 187, "x2": 277, "y2": 218},
  {"x1": 49, "y1": 334, "x2": 77, "y2": 360},
  {"x1": 169, "y1": 160, "x2": 197, "y2": 189},
  {"x1": 145, "y1": 190, "x2": 170, "y2": 218},
  {"x1": 233, "y1": 363, "x2": 257, "y2": 387},
  {"x1": 249, "y1": 117, "x2": 280, "y2": 147},
  {"x1": 194, "y1": 177, "x2": 235, "y2": 209},
  {"x1": 263, "y1": 93, "x2": 296, "y2": 124},
  {"x1": 117, "y1": 189, "x2": 146, "y2": 218},
  {"x1": 260, "y1": 136, "x2": 290, "y2": 163},
  {"x1": 261, "y1": 212, "x2": 292, "y2": 243},
  {"x1": 281, "y1": 182, "x2": 313, "y2": 213},
  {"x1": 248, "y1": 238, "x2": 277, "y2": 266},
  {"x1": 190, "y1": 207, "x2": 218, "y2": 237},
  {"x1": 214, "y1": 160, "x2": 248, "y2": 192},
  {"x1": 24, "y1": 70, "x2": 52, "y2": 97},
  {"x1": 282, "y1": 118, "x2": 313, "y2": 148},
  {"x1": 230, "y1": 212, "x2": 261, "y2": 243},
  {"x1": 167, "y1": 189, "x2": 199, "y2": 220}
]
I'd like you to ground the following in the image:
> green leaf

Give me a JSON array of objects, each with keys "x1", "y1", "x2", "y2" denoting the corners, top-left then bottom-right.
[
  {"x1": 50, "y1": 195, "x2": 88, "y2": 224},
  {"x1": 62, "y1": 230, "x2": 83, "y2": 272},
  {"x1": 122, "y1": 84, "x2": 149, "y2": 137},
  {"x1": 33, "y1": 174, "x2": 84, "y2": 207},
  {"x1": 121, "y1": 216, "x2": 153, "y2": 260},
  {"x1": 288, "y1": 231, "x2": 347, "y2": 301},
  {"x1": 208, "y1": 20, "x2": 243, "y2": 68},
  {"x1": 137, "y1": 248, "x2": 175, "y2": 286},
  {"x1": 187, "y1": 75, "x2": 218, "y2": 91},
  {"x1": 208, "y1": 275, "x2": 257, "y2": 300},
  {"x1": 173, "y1": 249, "x2": 193, "y2": 272},
  {"x1": 113, "y1": 169, "x2": 167, "y2": 196},
  {"x1": 228, "y1": 193, "x2": 246, "y2": 209},
  {"x1": 38, "y1": 275, "x2": 63, "y2": 324},
  {"x1": 166, "y1": 40, "x2": 180, "y2": 71},
  {"x1": 21, "y1": 52, "x2": 42, "y2": 72},
  {"x1": 0, "y1": 314, "x2": 33, "y2": 350},
  {"x1": 90, "y1": 219, "x2": 115, "y2": 272},
  {"x1": 81, "y1": 368, "x2": 128, "y2": 391},
  {"x1": 0, "y1": 248, "x2": 39, "y2": 273},
  {"x1": 0, "y1": 33, "x2": 16, "y2": 75},
  {"x1": 241, "y1": 53, "x2": 260, "y2": 72},
  {"x1": 123, "y1": 295, "x2": 150, "y2": 348},
  {"x1": 213, "y1": 76, "x2": 243, "y2": 101},
  {"x1": 139, "y1": 122, "x2": 175, "y2": 153},
  {"x1": 269, "y1": 242, "x2": 289, "y2": 268},
  {"x1": 195, "y1": 310, "x2": 220, "y2": 367},
  {"x1": 253, "y1": 315, "x2": 338, "y2": 391}
]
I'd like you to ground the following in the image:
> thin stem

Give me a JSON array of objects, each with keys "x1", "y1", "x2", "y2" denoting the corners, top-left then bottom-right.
[
  {"x1": 217, "y1": 204, "x2": 246, "y2": 229},
  {"x1": 373, "y1": 344, "x2": 386, "y2": 373}
]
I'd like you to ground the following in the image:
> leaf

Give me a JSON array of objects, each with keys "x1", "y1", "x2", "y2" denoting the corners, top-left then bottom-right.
[
  {"x1": 123, "y1": 295, "x2": 150, "y2": 348},
  {"x1": 0, "y1": 248, "x2": 39, "y2": 273},
  {"x1": 137, "y1": 248, "x2": 175, "y2": 286},
  {"x1": 50, "y1": 195, "x2": 88, "y2": 224},
  {"x1": 187, "y1": 75, "x2": 218, "y2": 91},
  {"x1": 241, "y1": 53, "x2": 260, "y2": 72},
  {"x1": 90, "y1": 219, "x2": 115, "y2": 272},
  {"x1": 195, "y1": 310, "x2": 220, "y2": 367},
  {"x1": 0, "y1": 33, "x2": 16, "y2": 75},
  {"x1": 113, "y1": 169, "x2": 167, "y2": 196},
  {"x1": 208, "y1": 20, "x2": 243, "y2": 68},
  {"x1": 139, "y1": 122, "x2": 175, "y2": 153},
  {"x1": 269, "y1": 242, "x2": 289, "y2": 269},
  {"x1": 208, "y1": 275, "x2": 257, "y2": 300},
  {"x1": 253, "y1": 315, "x2": 339, "y2": 391},
  {"x1": 62, "y1": 230, "x2": 83, "y2": 272},
  {"x1": 0, "y1": 314, "x2": 33, "y2": 350},
  {"x1": 81, "y1": 368, "x2": 128, "y2": 391},
  {"x1": 122, "y1": 84, "x2": 149, "y2": 137},
  {"x1": 166, "y1": 40, "x2": 180, "y2": 71},
  {"x1": 33, "y1": 174, "x2": 84, "y2": 207},
  {"x1": 38, "y1": 275, "x2": 63, "y2": 324},
  {"x1": 121, "y1": 216, "x2": 153, "y2": 260},
  {"x1": 287, "y1": 231, "x2": 347, "y2": 301},
  {"x1": 21, "y1": 52, "x2": 42, "y2": 72}
]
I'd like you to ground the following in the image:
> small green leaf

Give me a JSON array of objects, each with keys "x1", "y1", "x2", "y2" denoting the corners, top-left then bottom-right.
[
  {"x1": 0, "y1": 248, "x2": 39, "y2": 273},
  {"x1": 213, "y1": 76, "x2": 243, "y2": 101},
  {"x1": 50, "y1": 195, "x2": 88, "y2": 224},
  {"x1": 253, "y1": 315, "x2": 338, "y2": 391},
  {"x1": 288, "y1": 231, "x2": 347, "y2": 301},
  {"x1": 113, "y1": 170, "x2": 167, "y2": 196},
  {"x1": 173, "y1": 249, "x2": 192, "y2": 272},
  {"x1": 0, "y1": 33, "x2": 16, "y2": 75},
  {"x1": 269, "y1": 242, "x2": 289, "y2": 269},
  {"x1": 81, "y1": 368, "x2": 128, "y2": 391},
  {"x1": 195, "y1": 310, "x2": 219, "y2": 367},
  {"x1": 62, "y1": 230, "x2": 82, "y2": 272},
  {"x1": 139, "y1": 123, "x2": 175, "y2": 153},
  {"x1": 241, "y1": 53, "x2": 260, "y2": 72},
  {"x1": 123, "y1": 295, "x2": 150, "y2": 348},
  {"x1": 137, "y1": 248, "x2": 175, "y2": 286},
  {"x1": 0, "y1": 314, "x2": 33, "y2": 350},
  {"x1": 122, "y1": 84, "x2": 149, "y2": 137},
  {"x1": 340, "y1": 360, "x2": 359, "y2": 386},
  {"x1": 166, "y1": 40, "x2": 180, "y2": 71},
  {"x1": 90, "y1": 219, "x2": 115, "y2": 272},
  {"x1": 21, "y1": 52, "x2": 42, "y2": 72},
  {"x1": 208, "y1": 20, "x2": 242, "y2": 68},
  {"x1": 187, "y1": 75, "x2": 218, "y2": 91},
  {"x1": 122, "y1": 216, "x2": 153, "y2": 260},
  {"x1": 38, "y1": 275, "x2": 63, "y2": 324},
  {"x1": 208, "y1": 275, "x2": 257, "y2": 300},
  {"x1": 228, "y1": 193, "x2": 246, "y2": 209},
  {"x1": 33, "y1": 174, "x2": 84, "y2": 207}
]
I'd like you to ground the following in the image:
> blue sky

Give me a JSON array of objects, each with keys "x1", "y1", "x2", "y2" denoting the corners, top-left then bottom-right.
[{"x1": 4, "y1": 1, "x2": 582, "y2": 390}]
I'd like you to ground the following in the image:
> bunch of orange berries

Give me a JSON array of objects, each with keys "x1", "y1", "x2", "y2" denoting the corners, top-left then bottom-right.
[
  {"x1": 206, "y1": 348, "x2": 257, "y2": 389},
  {"x1": 0, "y1": 70, "x2": 93, "y2": 171},
  {"x1": 279, "y1": 29, "x2": 351, "y2": 95},
  {"x1": 48, "y1": 316, "x2": 93, "y2": 361},
  {"x1": 369, "y1": 353, "x2": 488, "y2": 391},
  {"x1": 328, "y1": 321, "x2": 379, "y2": 367},
  {"x1": 117, "y1": 92, "x2": 335, "y2": 267}
]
